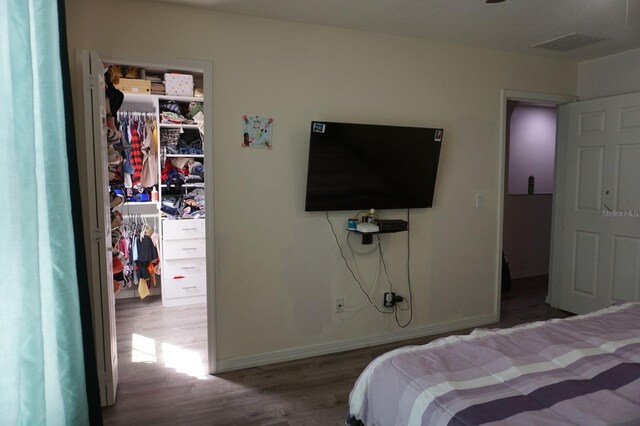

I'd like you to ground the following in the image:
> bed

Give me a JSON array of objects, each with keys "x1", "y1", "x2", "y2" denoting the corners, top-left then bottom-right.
[{"x1": 347, "y1": 303, "x2": 640, "y2": 425}]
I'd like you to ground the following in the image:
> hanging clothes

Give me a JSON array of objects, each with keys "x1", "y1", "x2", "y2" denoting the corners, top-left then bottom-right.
[
  {"x1": 118, "y1": 117, "x2": 134, "y2": 176},
  {"x1": 129, "y1": 119, "x2": 143, "y2": 186},
  {"x1": 117, "y1": 112, "x2": 159, "y2": 191},
  {"x1": 135, "y1": 234, "x2": 158, "y2": 280},
  {"x1": 151, "y1": 232, "x2": 161, "y2": 275},
  {"x1": 138, "y1": 278, "x2": 150, "y2": 299},
  {"x1": 135, "y1": 224, "x2": 158, "y2": 277},
  {"x1": 140, "y1": 118, "x2": 158, "y2": 188},
  {"x1": 116, "y1": 214, "x2": 161, "y2": 295}
]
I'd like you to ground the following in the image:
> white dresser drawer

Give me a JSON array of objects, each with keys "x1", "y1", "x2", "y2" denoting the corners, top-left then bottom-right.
[
  {"x1": 163, "y1": 275, "x2": 206, "y2": 299},
  {"x1": 162, "y1": 219, "x2": 205, "y2": 240},
  {"x1": 163, "y1": 238, "x2": 205, "y2": 260},
  {"x1": 164, "y1": 257, "x2": 207, "y2": 278}
]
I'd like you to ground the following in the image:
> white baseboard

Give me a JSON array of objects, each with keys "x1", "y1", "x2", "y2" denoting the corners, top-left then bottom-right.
[
  {"x1": 216, "y1": 313, "x2": 497, "y2": 373},
  {"x1": 511, "y1": 269, "x2": 549, "y2": 280}
]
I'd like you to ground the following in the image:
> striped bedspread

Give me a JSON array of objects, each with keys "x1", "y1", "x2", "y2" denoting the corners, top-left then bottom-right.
[{"x1": 348, "y1": 303, "x2": 640, "y2": 426}]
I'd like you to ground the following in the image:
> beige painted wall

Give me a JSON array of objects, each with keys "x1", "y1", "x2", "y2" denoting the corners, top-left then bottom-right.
[
  {"x1": 578, "y1": 48, "x2": 640, "y2": 100},
  {"x1": 65, "y1": 0, "x2": 576, "y2": 362}
]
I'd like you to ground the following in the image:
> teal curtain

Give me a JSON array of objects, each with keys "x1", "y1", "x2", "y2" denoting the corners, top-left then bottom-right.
[{"x1": 0, "y1": 0, "x2": 90, "y2": 425}]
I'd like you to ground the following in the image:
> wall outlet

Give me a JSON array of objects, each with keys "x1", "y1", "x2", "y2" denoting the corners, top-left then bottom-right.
[
  {"x1": 384, "y1": 292, "x2": 395, "y2": 308},
  {"x1": 383, "y1": 292, "x2": 404, "y2": 308},
  {"x1": 335, "y1": 298, "x2": 344, "y2": 313}
]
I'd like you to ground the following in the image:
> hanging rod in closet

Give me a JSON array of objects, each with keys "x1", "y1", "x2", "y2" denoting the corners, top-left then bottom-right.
[
  {"x1": 119, "y1": 213, "x2": 159, "y2": 219},
  {"x1": 117, "y1": 111, "x2": 155, "y2": 120}
]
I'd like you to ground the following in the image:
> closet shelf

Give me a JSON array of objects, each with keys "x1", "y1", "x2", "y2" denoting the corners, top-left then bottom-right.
[
  {"x1": 157, "y1": 94, "x2": 204, "y2": 103},
  {"x1": 161, "y1": 183, "x2": 204, "y2": 189},
  {"x1": 166, "y1": 154, "x2": 204, "y2": 158},
  {"x1": 122, "y1": 92, "x2": 155, "y2": 104},
  {"x1": 123, "y1": 92, "x2": 203, "y2": 104},
  {"x1": 159, "y1": 123, "x2": 199, "y2": 129},
  {"x1": 122, "y1": 201, "x2": 159, "y2": 207}
]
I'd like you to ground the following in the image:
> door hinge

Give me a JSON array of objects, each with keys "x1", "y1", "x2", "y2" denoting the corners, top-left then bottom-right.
[
  {"x1": 93, "y1": 229, "x2": 104, "y2": 241},
  {"x1": 101, "y1": 372, "x2": 111, "y2": 386},
  {"x1": 84, "y1": 73, "x2": 100, "y2": 91}
]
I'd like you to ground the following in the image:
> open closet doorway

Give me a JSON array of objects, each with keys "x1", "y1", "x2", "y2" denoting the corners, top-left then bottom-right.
[
  {"x1": 78, "y1": 51, "x2": 216, "y2": 407},
  {"x1": 497, "y1": 91, "x2": 574, "y2": 325}
]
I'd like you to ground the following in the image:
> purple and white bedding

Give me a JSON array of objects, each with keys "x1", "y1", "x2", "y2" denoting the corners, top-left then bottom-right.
[{"x1": 348, "y1": 303, "x2": 640, "y2": 425}]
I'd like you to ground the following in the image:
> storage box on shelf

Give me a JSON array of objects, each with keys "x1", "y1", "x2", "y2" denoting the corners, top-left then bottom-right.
[
  {"x1": 115, "y1": 78, "x2": 151, "y2": 95},
  {"x1": 164, "y1": 73, "x2": 194, "y2": 97}
]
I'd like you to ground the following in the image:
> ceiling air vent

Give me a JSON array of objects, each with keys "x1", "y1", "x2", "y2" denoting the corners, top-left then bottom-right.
[{"x1": 532, "y1": 32, "x2": 603, "y2": 51}]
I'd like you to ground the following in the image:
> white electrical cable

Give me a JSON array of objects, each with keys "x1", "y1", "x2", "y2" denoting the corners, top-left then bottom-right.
[
  {"x1": 326, "y1": 212, "x2": 394, "y2": 315},
  {"x1": 337, "y1": 227, "x2": 385, "y2": 311},
  {"x1": 345, "y1": 228, "x2": 379, "y2": 255},
  {"x1": 342, "y1": 230, "x2": 380, "y2": 307},
  {"x1": 340, "y1": 249, "x2": 382, "y2": 311},
  {"x1": 626, "y1": 0, "x2": 629, "y2": 28}
]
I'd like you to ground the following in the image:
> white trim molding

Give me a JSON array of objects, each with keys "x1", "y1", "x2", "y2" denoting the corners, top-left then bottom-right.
[
  {"x1": 99, "y1": 52, "x2": 218, "y2": 375},
  {"x1": 496, "y1": 90, "x2": 576, "y2": 322},
  {"x1": 216, "y1": 313, "x2": 497, "y2": 372}
]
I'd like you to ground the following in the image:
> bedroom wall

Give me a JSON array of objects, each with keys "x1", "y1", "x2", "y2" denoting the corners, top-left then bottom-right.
[
  {"x1": 64, "y1": 0, "x2": 576, "y2": 366},
  {"x1": 504, "y1": 104, "x2": 556, "y2": 279},
  {"x1": 503, "y1": 195, "x2": 553, "y2": 279},
  {"x1": 578, "y1": 47, "x2": 640, "y2": 100},
  {"x1": 507, "y1": 104, "x2": 557, "y2": 195}
]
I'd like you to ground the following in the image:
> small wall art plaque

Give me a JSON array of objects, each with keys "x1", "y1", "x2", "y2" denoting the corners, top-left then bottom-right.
[{"x1": 242, "y1": 115, "x2": 273, "y2": 149}]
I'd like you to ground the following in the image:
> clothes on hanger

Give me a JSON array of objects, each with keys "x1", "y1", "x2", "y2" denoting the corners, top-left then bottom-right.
[
  {"x1": 130, "y1": 119, "x2": 143, "y2": 186},
  {"x1": 140, "y1": 118, "x2": 158, "y2": 188},
  {"x1": 112, "y1": 213, "x2": 161, "y2": 298},
  {"x1": 114, "y1": 112, "x2": 158, "y2": 199}
]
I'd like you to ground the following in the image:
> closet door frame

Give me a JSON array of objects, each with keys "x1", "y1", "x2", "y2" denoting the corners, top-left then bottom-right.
[
  {"x1": 78, "y1": 49, "x2": 119, "y2": 406},
  {"x1": 91, "y1": 53, "x2": 217, "y2": 377}
]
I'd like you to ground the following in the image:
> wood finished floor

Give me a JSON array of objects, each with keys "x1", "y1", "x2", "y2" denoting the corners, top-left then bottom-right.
[{"x1": 102, "y1": 276, "x2": 571, "y2": 425}]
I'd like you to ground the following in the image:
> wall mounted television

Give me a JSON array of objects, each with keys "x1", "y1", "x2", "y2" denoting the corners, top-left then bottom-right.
[{"x1": 304, "y1": 121, "x2": 443, "y2": 212}]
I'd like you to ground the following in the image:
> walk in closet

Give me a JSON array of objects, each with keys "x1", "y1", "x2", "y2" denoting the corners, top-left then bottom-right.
[
  {"x1": 109, "y1": 71, "x2": 208, "y2": 306},
  {"x1": 80, "y1": 51, "x2": 214, "y2": 406}
]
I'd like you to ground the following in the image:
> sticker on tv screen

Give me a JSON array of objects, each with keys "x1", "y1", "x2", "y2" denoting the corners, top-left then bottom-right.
[
  {"x1": 312, "y1": 123, "x2": 326, "y2": 133},
  {"x1": 434, "y1": 129, "x2": 443, "y2": 142}
]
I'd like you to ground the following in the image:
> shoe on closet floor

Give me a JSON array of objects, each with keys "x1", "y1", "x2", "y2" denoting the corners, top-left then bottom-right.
[{"x1": 109, "y1": 189, "x2": 125, "y2": 208}]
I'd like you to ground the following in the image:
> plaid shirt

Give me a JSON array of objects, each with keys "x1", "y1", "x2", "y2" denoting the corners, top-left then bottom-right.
[{"x1": 130, "y1": 120, "x2": 143, "y2": 186}]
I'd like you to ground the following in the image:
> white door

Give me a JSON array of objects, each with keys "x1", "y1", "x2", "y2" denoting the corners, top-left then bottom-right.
[
  {"x1": 80, "y1": 50, "x2": 118, "y2": 405},
  {"x1": 558, "y1": 92, "x2": 640, "y2": 314}
]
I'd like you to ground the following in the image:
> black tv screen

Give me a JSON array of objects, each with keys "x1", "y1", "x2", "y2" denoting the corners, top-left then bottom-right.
[{"x1": 304, "y1": 121, "x2": 443, "y2": 211}]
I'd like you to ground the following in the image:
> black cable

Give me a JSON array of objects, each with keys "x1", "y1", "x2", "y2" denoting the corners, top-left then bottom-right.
[
  {"x1": 377, "y1": 224, "x2": 414, "y2": 326},
  {"x1": 394, "y1": 209, "x2": 414, "y2": 328},
  {"x1": 325, "y1": 212, "x2": 393, "y2": 314},
  {"x1": 396, "y1": 299, "x2": 410, "y2": 311}
]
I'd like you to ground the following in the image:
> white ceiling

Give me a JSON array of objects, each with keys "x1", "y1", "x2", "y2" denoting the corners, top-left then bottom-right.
[{"x1": 148, "y1": 0, "x2": 640, "y2": 61}]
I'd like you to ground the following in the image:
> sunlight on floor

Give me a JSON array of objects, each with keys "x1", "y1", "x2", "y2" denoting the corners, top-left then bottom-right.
[
  {"x1": 131, "y1": 333, "x2": 207, "y2": 379},
  {"x1": 132, "y1": 333, "x2": 156, "y2": 363},
  {"x1": 162, "y1": 342, "x2": 207, "y2": 379}
]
